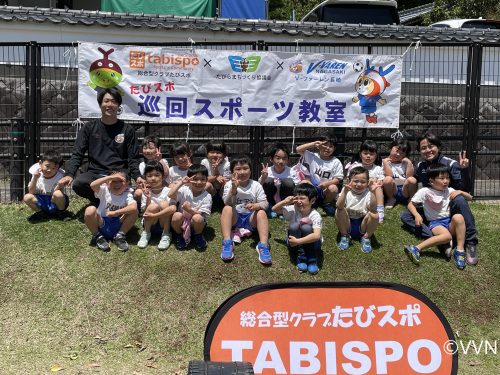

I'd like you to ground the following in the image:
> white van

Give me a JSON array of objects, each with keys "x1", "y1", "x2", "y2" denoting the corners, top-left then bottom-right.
[
  {"x1": 301, "y1": 0, "x2": 399, "y2": 25},
  {"x1": 430, "y1": 18, "x2": 500, "y2": 29}
]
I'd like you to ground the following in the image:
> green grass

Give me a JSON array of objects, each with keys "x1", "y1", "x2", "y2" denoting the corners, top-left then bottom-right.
[{"x1": 0, "y1": 199, "x2": 499, "y2": 374}]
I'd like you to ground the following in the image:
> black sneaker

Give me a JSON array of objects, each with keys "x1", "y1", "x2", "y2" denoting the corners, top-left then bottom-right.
[
  {"x1": 94, "y1": 233, "x2": 110, "y2": 252},
  {"x1": 113, "y1": 232, "x2": 129, "y2": 252},
  {"x1": 54, "y1": 210, "x2": 72, "y2": 222},
  {"x1": 27, "y1": 210, "x2": 49, "y2": 223}
]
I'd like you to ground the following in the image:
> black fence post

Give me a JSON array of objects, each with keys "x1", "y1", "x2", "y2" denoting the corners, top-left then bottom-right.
[{"x1": 9, "y1": 119, "x2": 25, "y2": 201}]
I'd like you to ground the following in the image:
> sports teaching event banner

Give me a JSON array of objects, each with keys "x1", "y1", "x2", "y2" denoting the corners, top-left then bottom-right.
[
  {"x1": 204, "y1": 283, "x2": 458, "y2": 375},
  {"x1": 78, "y1": 42, "x2": 402, "y2": 128}
]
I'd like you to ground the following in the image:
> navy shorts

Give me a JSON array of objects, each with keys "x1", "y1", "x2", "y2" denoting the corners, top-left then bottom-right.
[
  {"x1": 395, "y1": 185, "x2": 408, "y2": 204},
  {"x1": 350, "y1": 217, "x2": 364, "y2": 239},
  {"x1": 100, "y1": 217, "x2": 121, "y2": 240},
  {"x1": 429, "y1": 217, "x2": 451, "y2": 230}
]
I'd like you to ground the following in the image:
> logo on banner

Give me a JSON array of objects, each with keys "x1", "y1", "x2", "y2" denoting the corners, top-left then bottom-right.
[
  {"x1": 289, "y1": 62, "x2": 303, "y2": 73},
  {"x1": 306, "y1": 60, "x2": 348, "y2": 75},
  {"x1": 205, "y1": 282, "x2": 457, "y2": 375},
  {"x1": 87, "y1": 47, "x2": 123, "y2": 92},
  {"x1": 128, "y1": 51, "x2": 199, "y2": 70},
  {"x1": 228, "y1": 56, "x2": 261, "y2": 72}
]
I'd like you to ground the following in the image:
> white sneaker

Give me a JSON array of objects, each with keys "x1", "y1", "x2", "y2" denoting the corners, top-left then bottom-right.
[
  {"x1": 158, "y1": 232, "x2": 172, "y2": 251},
  {"x1": 137, "y1": 231, "x2": 151, "y2": 249}
]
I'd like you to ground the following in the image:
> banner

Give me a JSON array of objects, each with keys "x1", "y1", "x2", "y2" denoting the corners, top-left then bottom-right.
[
  {"x1": 221, "y1": 0, "x2": 267, "y2": 19},
  {"x1": 205, "y1": 282, "x2": 458, "y2": 374},
  {"x1": 78, "y1": 42, "x2": 402, "y2": 128},
  {"x1": 100, "y1": 0, "x2": 216, "y2": 17}
]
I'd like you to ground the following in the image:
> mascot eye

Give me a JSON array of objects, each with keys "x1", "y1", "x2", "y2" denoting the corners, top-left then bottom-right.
[
  {"x1": 363, "y1": 79, "x2": 370, "y2": 86},
  {"x1": 108, "y1": 63, "x2": 114, "y2": 68},
  {"x1": 97, "y1": 62, "x2": 102, "y2": 67}
]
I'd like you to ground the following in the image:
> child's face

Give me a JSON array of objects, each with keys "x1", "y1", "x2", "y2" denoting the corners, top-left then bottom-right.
[
  {"x1": 271, "y1": 149, "x2": 289, "y2": 172},
  {"x1": 419, "y1": 139, "x2": 439, "y2": 162},
  {"x1": 318, "y1": 142, "x2": 335, "y2": 159},
  {"x1": 389, "y1": 146, "x2": 406, "y2": 163},
  {"x1": 429, "y1": 172, "x2": 450, "y2": 191},
  {"x1": 39, "y1": 160, "x2": 58, "y2": 179},
  {"x1": 295, "y1": 194, "x2": 313, "y2": 214},
  {"x1": 360, "y1": 149, "x2": 377, "y2": 166},
  {"x1": 142, "y1": 142, "x2": 159, "y2": 160},
  {"x1": 108, "y1": 173, "x2": 128, "y2": 195},
  {"x1": 174, "y1": 153, "x2": 191, "y2": 169},
  {"x1": 350, "y1": 172, "x2": 369, "y2": 194},
  {"x1": 207, "y1": 150, "x2": 224, "y2": 164},
  {"x1": 145, "y1": 170, "x2": 163, "y2": 189},
  {"x1": 190, "y1": 173, "x2": 207, "y2": 194},
  {"x1": 232, "y1": 162, "x2": 251, "y2": 182}
]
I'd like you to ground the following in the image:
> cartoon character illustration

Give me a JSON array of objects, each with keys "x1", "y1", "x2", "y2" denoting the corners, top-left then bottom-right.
[
  {"x1": 352, "y1": 59, "x2": 395, "y2": 124},
  {"x1": 87, "y1": 47, "x2": 123, "y2": 93}
]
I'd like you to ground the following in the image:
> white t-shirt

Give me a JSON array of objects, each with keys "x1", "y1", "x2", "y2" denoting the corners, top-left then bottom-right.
[
  {"x1": 175, "y1": 185, "x2": 212, "y2": 217},
  {"x1": 140, "y1": 186, "x2": 175, "y2": 212},
  {"x1": 223, "y1": 179, "x2": 268, "y2": 214},
  {"x1": 267, "y1": 165, "x2": 293, "y2": 180},
  {"x1": 346, "y1": 161, "x2": 384, "y2": 180},
  {"x1": 388, "y1": 161, "x2": 408, "y2": 186},
  {"x1": 201, "y1": 157, "x2": 231, "y2": 178},
  {"x1": 302, "y1": 150, "x2": 343, "y2": 186},
  {"x1": 344, "y1": 189, "x2": 373, "y2": 219},
  {"x1": 29, "y1": 169, "x2": 65, "y2": 196},
  {"x1": 167, "y1": 166, "x2": 188, "y2": 185},
  {"x1": 95, "y1": 185, "x2": 135, "y2": 219},
  {"x1": 411, "y1": 187, "x2": 456, "y2": 221},
  {"x1": 282, "y1": 205, "x2": 322, "y2": 229}
]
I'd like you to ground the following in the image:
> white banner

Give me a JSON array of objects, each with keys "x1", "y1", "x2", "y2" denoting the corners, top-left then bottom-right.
[{"x1": 78, "y1": 42, "x2": 402, "y2": 128}]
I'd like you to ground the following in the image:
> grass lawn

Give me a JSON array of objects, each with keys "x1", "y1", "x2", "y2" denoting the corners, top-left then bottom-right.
[{"x1": 0, "y1": 199, "x2": 499, "y2": 374}]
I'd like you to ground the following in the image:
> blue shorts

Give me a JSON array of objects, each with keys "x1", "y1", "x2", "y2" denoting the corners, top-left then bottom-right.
[
  {"x1": 233, "y1": 212, "x2": 254, "y2": 233},
  {"x1": 99, "y1": 217, "x2": 121, "y2": 240},
  {"x1": 395, "y1": 185, "x2": 408, "y2": 204},
  {"x1": 36, "y1": 194, "x2": 69, "y2": 213},
  {"x1": 350, "y1": 217, "x2": 364, "y2": 239},
  {"x1": 429, "y1": 217, "x2": 451, "y2": 230}
]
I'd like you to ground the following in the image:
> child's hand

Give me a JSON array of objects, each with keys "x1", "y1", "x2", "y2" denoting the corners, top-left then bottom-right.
[
  {"x1": 283, "y1": 195, "x2": 296, "y2": 205},
  {"x1": 245, "y1": 203, "x2": 259, "y2": 211},
  {"x1": 449, "y1": 190, "x2": 461, "y2": 200},
  {"x1": 111, "y1": 174, "x2": 126, "y2": 183},
  {"x1": 343, "y1": 178, "x2": 352, "y2": 192},
  {"x1": 459, "y1": 151, "x2": 469, "y2": 169},
  {"x1": 143, "y1": 185, "x2": 151, "y2": 199},
  {"x1": 231, "y1": 173, "x2": 240, "y2": 193},
  {"x1": 182, "y1": 201, "x2": 192, "y2": 211},
  {"x1": 154, "y1": 148, "x2": 162, "y2": 160},
  {"x1": 143, "y1": 210, "x2": 157, "y2": 218},
  {"x1": 106, "y1": 209, "x2": 118, "y2": 218},
  {"x1": 414, "y1": 214, "x2": 423, "y2": 227},
  {"x1": 33, "y1": 167, "x2": 42, "y2": 178},
  {"x1": 288, "y1": 235, "x2": 300, "y2": 246},
  {"x1": 260, "y1": 163, "x2": 269, "y2": 179},
  {"x1": 216, "y1": 175, "x2": 226, "y2": 185},
  {"x1": 180, "y1": 175, "x2": 193, "y2": 185},
  {"x1": 369, "y1": 179, "x2": 382, "y2": 192}
]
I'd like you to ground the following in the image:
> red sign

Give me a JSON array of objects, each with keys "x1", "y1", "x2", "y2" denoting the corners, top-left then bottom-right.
[{"x1": 205, "y1": 282, "x2": 457, "y2": 374}]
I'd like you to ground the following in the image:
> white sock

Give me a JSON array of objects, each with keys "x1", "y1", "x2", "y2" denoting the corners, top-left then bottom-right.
[{"x1": 376, "y1": 205, "x2": 384, "y2": 223}]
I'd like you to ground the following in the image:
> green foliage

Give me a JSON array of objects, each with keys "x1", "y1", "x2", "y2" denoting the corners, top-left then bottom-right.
[
  {"x1": 424, "y1": 0, "x2": 500, "y2": 24},
  {"x1": 269, "y1": 0, "x2": 319, "y2": 21}
]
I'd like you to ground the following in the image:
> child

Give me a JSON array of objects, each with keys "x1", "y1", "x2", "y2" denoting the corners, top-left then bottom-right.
[
  {"x1": 295, "y1": 135, "x2": 343, "y2": 215},
  {"x1": 404, "y1": 163, "x2": 472, "y2": 270},
  {"x1": 23, "y1": 149, "x2": 70, "y2": 222},
  {"x1": 345, "y1": 140, "x2": 385, "y2": 222},
  {"x1": 220, "y1": 155, "x2": 272, "y2": 265},
  {"x1": 259, "y1": 142, "x2": 295, "y2": 218},
  {"x1": 382, "y1": 138, "x2": 417, "y2": 208},
  {"x1": 84, "y1": 170, "x2": 138, "y2": 252},
  {"x1": 136, "y1": 160, "x2": 177, "y2": 250},
  {"x1": 166, "y1": 141, "x2": 193, "y2": 185},
  {"x1": 201, "y1": 141, "x2": 231, "y2": 201},
  {"x1": 272, "y1": 183, "x2": 322, "y2": 274},
  {"x1": 335, "y1": 166, "x2": 380, "y2": 253},
  {"x1": 168, "y1": 164, "x2": 212, "y2": 250}
]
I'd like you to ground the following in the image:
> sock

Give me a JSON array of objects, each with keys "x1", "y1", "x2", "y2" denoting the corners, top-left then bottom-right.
[{"x1": 377, "y1": 205, "x2": 385, "y2": 223}]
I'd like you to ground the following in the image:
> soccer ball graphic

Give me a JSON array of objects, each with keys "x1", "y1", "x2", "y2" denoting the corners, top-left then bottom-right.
[{"x1": 353, "y1": 62, "x2": 364, "y2": 72}]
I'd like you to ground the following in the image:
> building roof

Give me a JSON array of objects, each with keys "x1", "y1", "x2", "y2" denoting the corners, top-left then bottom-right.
[{"x1": 1, "y1": 5, "x2": 500, "y2": 44}]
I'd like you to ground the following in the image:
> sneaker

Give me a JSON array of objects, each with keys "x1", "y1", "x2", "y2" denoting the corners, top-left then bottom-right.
[
  {"x1": 193, "y1": 233, "x2": 207, "y2": 250},
  {"x1": 176, "y1": 234, "x2": 187, "y2": 250},
  {"x1": 338, "y1": 235, "x2": 350, "y2": 250},
  {"x1": 266, "y1": 208, "x2": 278, "y2": 219},
  {"x1": 94, "y1": 233, "x2": 110, "y2": 252},
  {"x1": 232, "y1": 233, "x2": 241, "y2": 244},
  {"x1": 27, "y1": 210, "x2": 49, "y2": 223},
  {"x1": 465, "y1": 242, "x2": 478, "y2": 266},
  {"x1": 307, "y1": 259, "x2": 319, "y2": 275},
  {"x1": 113, "y1": 232, "x2": 129, "y2": 252},
  {"x1": 385, "y1": 197, "x2": 397, "y2": 209},
  {"x1": 296, "y1": 250, "x2": 307, "y2": 272},
  {"x1": 256, "y1": 242, "x2": 272, "y2": 265},
  {"x1": 404, "y1": 245, "x2": 420, "y2": 265},
  {"x1": 322, "y1": 203, "x2": 336, "y2": 216},
  {"x1": 137, "y1": 231, "x2": 151, "y2": 249},
  {"x1": 54, "y1": 210, "x2": 71, "y2": 221},
  {"x1": 220, "y1": 239, "x2": 234, "y2": 261},
  {"x1": 158, "y1": 232, "x2": 172, "y2": 251},
  {"x1": 453, "y1": 248, "x2": 466, "y2": 270},
  {"x1": 361, "y1": 237, "x2": 373, "y2": 254}
]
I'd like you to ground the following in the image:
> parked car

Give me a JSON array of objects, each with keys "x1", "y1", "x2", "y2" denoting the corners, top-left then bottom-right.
[
  {"x1": 430, "y1": 18, "x2": 500, "y2": 29},
  {"x1": 301, "y1": 0, "x2": 399, "y2": 25}
]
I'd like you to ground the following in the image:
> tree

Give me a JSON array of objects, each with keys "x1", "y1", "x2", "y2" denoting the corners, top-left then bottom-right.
[{"x1": 424, "y1": 0, "x2": 500, "y2": 24}]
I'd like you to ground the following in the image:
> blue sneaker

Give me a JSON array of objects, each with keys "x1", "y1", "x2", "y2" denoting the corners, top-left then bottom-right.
[
  {"x1": 296, "y1": 250, "x2": 307, "y2": 272},
  {"x1": 220, "y1": 239, "x2": 234, "y2": 261},
  {"x1": 193, "y1": 233, "x2": 207, "y2": 250},
  {"x1": 338, "y1": 235, "x2": 350, "y2": 250},
  {"x1": 361, "y1": 237, "x2": 373, "y2": 254},
  {"x1": 307, "y1": 259, "x2": 319, "y2": 275},
  {"x1": 322, "y1": 203, "x2": 336, "y2": 216},
  {"x1": 176, "y1": 234, "x2": 187, "y2": 250},
  {"x1": 453, "y1": 248, "x2": 466, "y2": 270},
  {"x1": 267, "y1": 208, "x2": 278, "y2": 219},
  {"x1": 256, "y1": 242, "x2": 272, "y2": 265},
  {"x1": 404, "y1": 245, "x2": 420, "y2": 265}
]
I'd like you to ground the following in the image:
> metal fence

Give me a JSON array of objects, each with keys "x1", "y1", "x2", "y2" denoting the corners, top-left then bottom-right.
[{"x1": 0, "y1": 40, "x2": 499, "y2": 202}]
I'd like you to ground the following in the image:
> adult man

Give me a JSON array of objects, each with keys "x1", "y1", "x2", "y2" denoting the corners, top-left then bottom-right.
[{"x1": 58, "y1": 88, "x2": 144, "y2": 204}]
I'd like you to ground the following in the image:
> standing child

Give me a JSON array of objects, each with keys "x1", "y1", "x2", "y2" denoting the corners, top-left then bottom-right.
[
  {"x1": 201, "y1": 141, "x2": 231, "y2": 201},
  {"x1": 345, "y1": 140, "x2": 385, "y2": 222},
  {"x1": 136, "y1": 161, "x2": 177, "y2": 250},
  {"x1": 220, "y1": 155, "x2": 272, "y2": 265},
  {"x1": 404, "y1": 163, "x2": 472, "y2": 270},
  {"x1": 168, "y1": 164, "x2": 212, "y2": 250},
  {"x1": 295, "y1": 135, "x2": 343, "y2": 215},
  {"x1": 84, "y1": 170, "x2": 138, "y2": 252},
  {"x1": 259, "y1": 142, "x2": 295, "y2": 218},
  {"x1": 382, "y1": 138, "x2": 417, "y2": 208},
  {"x1": 272, "y1": 183, "x2": 322, "y2": 274},
  {"x1": 23, "y1": 149, "x2": 70, "y2": 222},
  {"x1": 167, "y1": 141, "x2": 193, "y2": 185},
  {"x1": 335, "y1": 166, "x2": 380, "y2": 253}
]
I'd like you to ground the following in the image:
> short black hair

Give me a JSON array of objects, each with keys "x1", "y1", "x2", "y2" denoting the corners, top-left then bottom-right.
[
  {"x1": 187, "y1": 163, "x2": 208, "y2": 178},
  {"x1": 359, "y1": 139, "x2": 378, "y2": 154},
  {"x1": 426, "y1": 163, "x2": 449, "y2": 180},
  {"x1": 205, "y1": 141, "x2": 227, "y2": 155},
  {"x1": 294, "y1": 182, "x2": 317, "y2": 200},
  {"x1": 230, "y1": 155, "x2": 252, "y2": 173},
  {"x1": 417, "y1": 132, "x2": 442, "y2": 150},
  {"x1": 97, "y1": 88, "x2": 122, "y2": 106},
  {"x1": 170, "y1": 141, "x2": 192, "y2": 158},
  {"x1": 389, "y1": 138, "x2": 411, "y2": 155},
  {"x1": 142, "y1": 135, "x2": 161, "y2": 148},
  {"x1": 144, "y1": 160, "x2": 164, "y2": 176},
  {"x1": 40, "y1": 149, "x2": 63, "y2": 167},
  {"x1": 109, "y1": 168, "x2": 130, "y2": 182},
  {"x1": 266, "y1": 142, "x2": 290, "y2": 158},
  {"x1": 348, "y1": 166, "x2": 369, "y2": 180},
  {"x1": 317, "y1": 133, "x2": 337, "y2": 146}
]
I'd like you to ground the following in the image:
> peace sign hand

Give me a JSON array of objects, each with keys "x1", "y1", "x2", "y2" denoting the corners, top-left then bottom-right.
[
  {"x1": 260, "y1": 163, "x2": 269, "y2": 178},
  {"x1": 459, "y1": 151, "x2": 469, "y2": 169}
]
